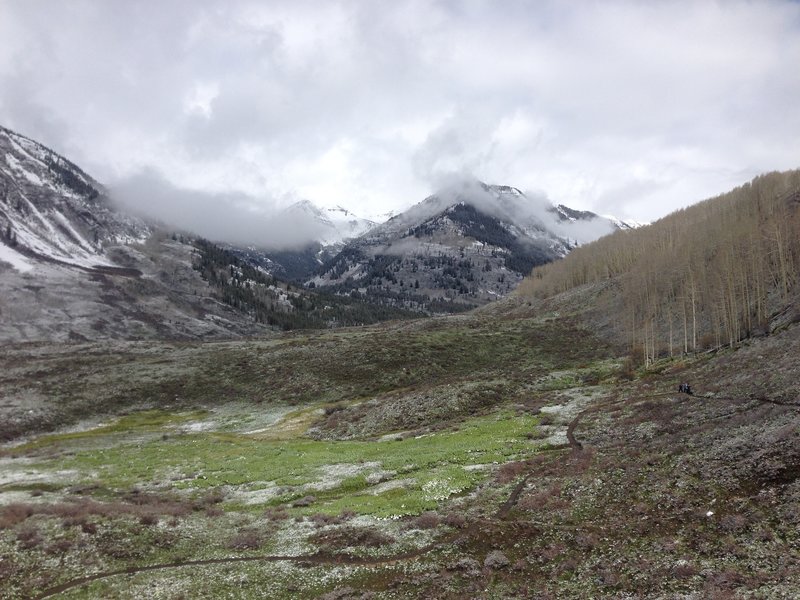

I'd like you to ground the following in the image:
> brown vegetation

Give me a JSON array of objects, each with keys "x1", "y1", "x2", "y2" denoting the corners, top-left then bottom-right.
[{"x1": 519, "y1": 170, "x2": 800, "y2": 363}]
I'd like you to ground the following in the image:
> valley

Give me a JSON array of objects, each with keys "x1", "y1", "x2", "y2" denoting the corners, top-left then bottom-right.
[
  {"x1": 2, "y1": 302, "x2": 799, "y2": 598},
  {"x1": 2, "y1": 3, "x2": 799, "y2": 598}
]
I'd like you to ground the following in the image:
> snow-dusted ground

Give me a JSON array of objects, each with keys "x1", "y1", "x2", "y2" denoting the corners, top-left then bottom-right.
[
  {"x1": 538, "y1": 387, "x2": 606, "y2": 446},
  {"x1": 0, "y1": 243, "x2": 33, "y2": 272},
  {"x1": 0, "y1": 238, "x2": 272, "y2": 343}
]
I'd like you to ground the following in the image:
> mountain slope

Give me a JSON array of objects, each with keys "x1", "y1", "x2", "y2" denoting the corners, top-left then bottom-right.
[
  {"x1": 0, "y1": 126, "x2": 149, "y2": 269},
  {"x1": 517, "y1": 169, "x2": 800, "y2": 361},
  {"x1": 0, "y1": 126, "x2": 277, "y2": 342},
  {"x1": 311, "y1": 180, "x2": 629, "y2": 313}
]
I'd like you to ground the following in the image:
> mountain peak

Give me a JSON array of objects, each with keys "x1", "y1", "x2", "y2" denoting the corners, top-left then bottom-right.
[
  {"x1": 277, "y1": 199, "x2": 376, "y2": 247},
  {"x1": 310, "y1": 182, "x2": 634, "y2": 313}
]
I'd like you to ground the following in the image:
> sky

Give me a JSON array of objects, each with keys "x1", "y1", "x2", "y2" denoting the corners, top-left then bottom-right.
[{"x1": 1, "y1": 0, "x2": 799, "y2": 230}]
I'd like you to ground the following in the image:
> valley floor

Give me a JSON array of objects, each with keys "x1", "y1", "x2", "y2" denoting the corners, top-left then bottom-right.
[{"x1": 1, "y1": 311, "x2": 799, "y2": 598}]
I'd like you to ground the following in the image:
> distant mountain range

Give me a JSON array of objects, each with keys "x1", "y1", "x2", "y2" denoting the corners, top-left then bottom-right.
[
  {"x1": 0, "y1": 123, "x2": 641, "y2": 339},
  {"x1": 303, "y1": 181, "x2": 636, "y2": 313}
]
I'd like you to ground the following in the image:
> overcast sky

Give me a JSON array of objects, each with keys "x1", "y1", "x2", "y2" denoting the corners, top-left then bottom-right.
[{"x1": 1, "y1": 0, "x2": 799, "y2": 225}]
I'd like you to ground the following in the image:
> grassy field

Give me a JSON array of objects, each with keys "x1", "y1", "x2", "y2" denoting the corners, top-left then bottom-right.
[{"x1": 2, "y1": 309, "x2": 800, "y2": 598}]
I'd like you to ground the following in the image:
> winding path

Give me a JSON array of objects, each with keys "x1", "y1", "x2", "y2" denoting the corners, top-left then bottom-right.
[{"x1": 34, "y1": 545, "x2": 447, "y2": 599}]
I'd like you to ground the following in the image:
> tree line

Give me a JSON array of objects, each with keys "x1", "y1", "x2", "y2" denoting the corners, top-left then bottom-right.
[{"x1": 518, "y1": 170, "x2": 800, "y2": 364}]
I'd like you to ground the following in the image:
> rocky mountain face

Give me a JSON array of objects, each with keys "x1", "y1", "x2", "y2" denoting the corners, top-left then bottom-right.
[
  {"x1": 0, "y1": 126, "x2": 273, "y2": 342},
  {"x1": 0, "y1": 126, "x2": 150, "y2": 270},
  {"x1": 309, "y1": 181, "x2": 632, "y2": 313},
  {"x1": 278, "y1": 199, "x2": 377, "y2": 248}
]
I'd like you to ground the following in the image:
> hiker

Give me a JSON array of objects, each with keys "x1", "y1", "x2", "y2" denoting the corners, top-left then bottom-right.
[{"x1": 678, "y1": 383, "x2": 693, "y2": 395}]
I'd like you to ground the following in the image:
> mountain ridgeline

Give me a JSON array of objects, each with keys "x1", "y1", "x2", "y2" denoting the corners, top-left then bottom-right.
[
  {"x1": 308, "y1": 182, "x2": 629, "y2": 313},
  {"x1": 519, "y1": 170, "x2": 800, "y2": 363}
]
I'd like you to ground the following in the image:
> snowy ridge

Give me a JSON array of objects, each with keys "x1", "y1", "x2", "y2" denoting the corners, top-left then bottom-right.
[
  {"x1": 363, "y1": 181, "x2": 626, "y2": 251},
  {"x1": 310, "y1": 180, "x2": 637, "y2": 312},
  {"x1": 0, "y1": 125, "x2": 150, "y2": 271},
  {"x1": 601, "y1": 214, "x2": 647, "y2": 230},
  {"x1": 280, "y1": 199, "x2": 376, "y2": 247}
]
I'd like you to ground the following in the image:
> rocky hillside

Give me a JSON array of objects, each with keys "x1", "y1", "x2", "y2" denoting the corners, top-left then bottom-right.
[
  {"x1": 310, "y1": 181, "x2": 632, "y2": 313},
  {"x1": 0, "y1": 126, "x2": 277, "y2": 342},
  {"x1": 0, "y1": 126, "x2": 149, "y2": 270}
]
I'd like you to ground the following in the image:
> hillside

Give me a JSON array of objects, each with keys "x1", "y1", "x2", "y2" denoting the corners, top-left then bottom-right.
[
  {"x1": 193, "y1": 237, "x2": 419, "y2": 329},
  {"x1": 311, "y1": 181, "x2": 631, "y2": 313},
  {"x1": 0, "y1": 126, "x2": 415, "y2": 341},
  {"x1": 2, "y1": 296, "x2": 799, "y2": 598},
  {"x1": 518, "y1": 170, "x2": 800, "y2": 362},
  {"x1": 0, "y1": 126, "x2": 150, "y2": 269}
]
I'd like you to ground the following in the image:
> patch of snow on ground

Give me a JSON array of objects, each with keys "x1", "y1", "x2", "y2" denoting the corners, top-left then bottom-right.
[
  {"x1": 0, "y1": 243, "x2": 34, "y2": 272},
  {"x1": 368, "y1": 478, "x2": 415, "y2": 495},
  {"x1": 539, "y1": 387, "x2": 603, "y2": 420},
  {"x1": 234, "y1": 483, "x2": 284, "y2": 505},
  {"x1": 0, "y1": 467, "x2": 81, "y2": 488},
  {"x1": 5, "y1": 152, "x2": 45, "y2": 186},
  {"x1": 538, "y1": 387, "x2": 606, "y2": 446},
  {"x1": 51, "y1": 209, "x2": 95, "y2": 252},
  {"x1": 176, "y1": 421, "x2": 216, "y2": 433},
  {"x1": 303, "y1": 462, "x2": 381, "y2": 492},
  {"x1": 422, "y1": 477, "x2": 468, "y2": 501}
]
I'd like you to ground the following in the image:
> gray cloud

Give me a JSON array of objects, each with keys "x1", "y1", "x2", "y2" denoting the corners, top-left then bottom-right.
[
  {"x1": 394, "y1": 176, "x2": 617, "y2": 245},
  {"x1": 1, "y1": 0, "x2": 799, "y2": 226},
  {"x1": 110, "y1": 170, "x2": 327, "y2": 249}
]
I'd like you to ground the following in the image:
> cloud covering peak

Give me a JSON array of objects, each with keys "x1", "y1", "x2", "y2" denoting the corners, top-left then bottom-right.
[{"x1": 1, "y1": 0, "x2": 799, "y2": 223}]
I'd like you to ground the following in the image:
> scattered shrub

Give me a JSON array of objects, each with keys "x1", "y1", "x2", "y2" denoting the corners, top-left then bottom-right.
[
  {"x1": 81, "y1": 521, "x2": 98, "y2": 535},
  {"x1": 16, "y1": 525, "x2": 42, "y2": 550},
  {"x1": 139, "y1": 514, "x2": 159, "y2": 526},
  {"x1": 309, "y1": 526, "x2": 394, "y2": 550},
  {"x1": 413, "y1": 511, "x2": 440, "y2": 529},
  {"x1": 495, "y1": 461, "x2": 528, "y2": 484},
  {"x1": 292, "y1": 495, "x2": 317, "y2": 507},
  {"x1": 484, "y1": 550, "x2": 510, "y2": 569},
  {"x1": 442, "y1": 513, "x2": 467, "y2": 529},
  {"x1": 264, "y1": 507, "x2": 290, "y2": 521},
  {"x1": 45, "y1": 538, "x2": 73, "y2": 556},
  {"x1": 227, "y1": 528, "x2": 263, "y2": 550},
  {"x1": 672, "y1": 563, "x2": 699, "y2": 579}
]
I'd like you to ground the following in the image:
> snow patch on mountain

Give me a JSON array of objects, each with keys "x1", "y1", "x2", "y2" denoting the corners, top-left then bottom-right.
[
  {"x1": 0, "y1": 243, "x2": 33, "y2": 272},
  {"x1": 281, "y1": 199, "x2": 376, "y2": 247},
  {"x1": 1, "y1": 125, "x2": 150, "y2": 270}
]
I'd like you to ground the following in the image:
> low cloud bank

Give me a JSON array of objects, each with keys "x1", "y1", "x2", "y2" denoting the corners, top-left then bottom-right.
[
  {"x1": 109, "y1": 170, "x2": 327, "y2": 250},
  {"x1": 431, "y1": 177, "x2": 617, "y2": 244}
]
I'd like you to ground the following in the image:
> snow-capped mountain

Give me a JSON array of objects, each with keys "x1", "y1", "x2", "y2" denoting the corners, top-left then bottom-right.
[
  {"x1": 311, "y1": 180, "x2": 633, "y2": 313},
  {"x1": 0, "y1": 125, "x2": 276, "y2": 342},
  {"x1": 281, "y1": 199, "x2": 376, "y2": 247},
  {"x1": 0, "y1": 125, "x2": 150, "y2": 271},
  {"x1": 228, "y1": 199, "x2": 379, "y2": 281}
]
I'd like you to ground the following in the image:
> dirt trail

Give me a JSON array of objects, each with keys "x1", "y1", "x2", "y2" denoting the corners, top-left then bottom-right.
[{"x1": 34, "y1": 544, "x2": 445, "y2": 599}]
